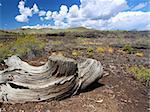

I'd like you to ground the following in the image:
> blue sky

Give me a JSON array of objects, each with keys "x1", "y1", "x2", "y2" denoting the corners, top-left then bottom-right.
[{"x1": 0, "y1": 0, "x2": 150, "y2": 30}]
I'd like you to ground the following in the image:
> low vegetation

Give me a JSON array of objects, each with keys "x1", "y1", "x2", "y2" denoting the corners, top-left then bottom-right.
[
  {"x1": 107, "y1": 47, "x2": 114, "y2": 53},
  {"x1": 87, "y1": 47, "x2": 94, "y2": 57},
  {"x1": 72, "y1": 50, "x2": 81, "y2": 57},
  {"x1": 96, "y1": 47, "x2": 105, "y2": 54},
  {"x1": 128, "y1": 66, "x2": 150, "y2": 84},
  {"x1": 135, "y1": 52, "x2": 144, "y2": 57},
  {"x1": 122, "y1": 44, "x2": 134, "y2": 54},
  {"x1": 0, "y1": 35, "x2": 46, "y2": 61},
  {"x1": 0, "y1": 28, "x2": 149, "y2": 112}
]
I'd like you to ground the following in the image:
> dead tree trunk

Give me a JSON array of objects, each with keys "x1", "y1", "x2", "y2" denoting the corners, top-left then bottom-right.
[{"x1": 0, "y1": 55, "x2": 103, "y2": 104}]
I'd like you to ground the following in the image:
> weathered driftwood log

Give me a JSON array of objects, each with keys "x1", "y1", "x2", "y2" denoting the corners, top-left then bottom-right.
[{"x1": 0, "y1": 55, "x2": 103, "y2": 104}]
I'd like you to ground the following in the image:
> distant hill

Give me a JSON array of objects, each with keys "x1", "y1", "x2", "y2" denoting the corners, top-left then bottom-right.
[
  {"x1": 10, "y1": 27, "x2": 91, "y2": 34},
  {"x1": 0, "y1": 27, "x2": 149, "y2": 39},
  {"x1": 0, "y1": 30, "x2": 18, "y2": 35}
]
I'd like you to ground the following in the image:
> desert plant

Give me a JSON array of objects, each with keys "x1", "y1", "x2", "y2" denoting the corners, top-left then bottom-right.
[
  {"x1": 87, "y1": 47, "x2": 94, "y2": 57},
  {"x1": 11, "y1": 35, "x2": 46, "y2": 57},
  {"x1": 72, "y1": 50, "x2": 81, "y2": 57},
  {"x1": 0, "y1": 35, "x2": 46, "y2": 60},
  {"x1": 87, "y1": 47, "x2": 94, "y2": 53},
  {"x1": 129, "y1": 66, "x2": 150, "y2": 83},
  {"x1": 107, "y1": 47, "x2": 114, "y2": 53},
  {"x1": 96, "y1": 47, "x2": 105, "y2": 54},
  {"x1": 123, "y1": 44, "x2": 133, "y2": 54},
  {"x1": 0, "y1": 43, "x2": 11, "y2": 61},
  {"x1": 135, "y1": 52, "x2": 144, "y2": 57}
]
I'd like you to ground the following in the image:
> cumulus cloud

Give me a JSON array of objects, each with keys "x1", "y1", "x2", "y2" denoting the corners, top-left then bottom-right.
[
  {"x1": 54, "y1": 5, "x2": 68, "y2": 21},
  {"x1": 39, "y1": 10, "x2": 46, "y2": 16},
  {"x1": 22, "y1": 24, "x2": 51, "y2": 29},
  {"x1": 32, "y1": 4, "x2": 39, "y2": 13},
  {"x1": 43, "y1": 5, "x2": 68, "y2": 25},
  {"x1": 79, "y1": 0, "x2": 128, "y2": 19},
  {"x1": 18, "y1": 0, "x2": 150, "y2": 30},
  {"x1": 80, "y1": 11, "x2": 150, "y2": 30},
  {"x1": 22, "y1": 24, "x2": 63, "y2": 29},
  {"x1": 44, "y1": 5, "x2": 69, "y2": 27},
  {"x1": 68, "y1": 5, "x2": 79, "y2": 18},
  {"x1": 106, "y1": 11, "x2": 150, "y2": 30},
  {"x1": 15, "y1": 14, "x2": 29, "y2": 22},
  {"x1": 45, "y1": 11, "x2": 52, "y2": 20},
  {"x1": 18, "y1": 1, "x2": 32, "y2": 17},
  {"x1": 49, "y1": 0, "x2": 129, "y2": 28},
  {"x1": 15, "y1": 1, "x2": 39, "y2": 22},
  {"x1": 59, "y1": 5, "x2": 68, "y2": 17}
]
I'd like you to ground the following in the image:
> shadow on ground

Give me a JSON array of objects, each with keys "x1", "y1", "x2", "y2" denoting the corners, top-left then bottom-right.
[{"x1": 79, "y1": 81, "x2": 104, "y2": 93}]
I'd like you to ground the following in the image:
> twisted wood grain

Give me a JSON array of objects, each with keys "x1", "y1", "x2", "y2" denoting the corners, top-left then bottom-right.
[{"x1": 0, "y1": 55, "x2": 103, "y2": 103}]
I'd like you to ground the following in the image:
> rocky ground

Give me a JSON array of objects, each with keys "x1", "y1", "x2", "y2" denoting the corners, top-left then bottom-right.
[{"x1": 0, "y1": 31, "x2": 149, "y2": 112}]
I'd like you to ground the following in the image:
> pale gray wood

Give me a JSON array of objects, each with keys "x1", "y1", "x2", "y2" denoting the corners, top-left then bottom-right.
[{"x1": 0, "y1": 55, "x2": 103, "y2": 104}]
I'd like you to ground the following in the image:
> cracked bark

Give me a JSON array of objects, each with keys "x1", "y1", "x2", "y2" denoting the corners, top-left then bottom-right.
[{"x1": 0, "y1": 55, "x2": 103, "y2": 104}]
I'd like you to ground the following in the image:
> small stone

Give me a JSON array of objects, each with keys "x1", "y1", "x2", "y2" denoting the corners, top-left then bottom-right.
[{"x1": 96, "y1": 99, "x2": 103, "y2": 103}]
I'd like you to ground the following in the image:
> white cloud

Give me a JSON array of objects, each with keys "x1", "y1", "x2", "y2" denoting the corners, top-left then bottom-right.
[
  {"x1": 45, "y1": 11, "x2": 52, "y2": 20},
  {"x1": 68, "y1": 5, "x2": 79, "y2": 18},
  {"x1": 32, "y1": 4, "x2": 39, "y2": 13},
  {"x1": 44, "y1": 5, "x2": 69, "y2": 27},
  {"x1": 107, "y1": 11, "x2": 150, "y2": 30},
  {"x1": 51, "y1": 11, "x2": 58, "y2": 19},
  {"x1": 22, "y1": 24, "x2": 62, "y2": 29},
  {"x1": 0, "y1": 3, "x2": 2, "y2": 6},
  {"x1": 79, "y1": 0, "x2": 128, "y2": 19},
  {"x1": 59, "y1": 5, "x2": 68, "y2": 17},
  {"x1": 53, "y1": 5, "x2": 68, "y2": 21},
  {"x1": 22, "y1": 24, "x2": 48, "y2": 29},
  {"x1": 18, "y1": 1, "x2": 32, "y2": 17},
  {"x1": 15, "y1": 1, "x2": 39, "y2": 22},
  {"x1": 63, "y1": 0, "x2": 129, "y2": 28},
  {"x1": 132, "y1": 2, "x2": 150, "y2": 11},
  {"x1": 18, "y1": 0, "x2": 150, "y2": 30},
  {"x1": 22, "y1": 11, "x2": 150, "y2": 30},
  {"x1": 47, "y1": 0, "x2": 128, "y2": 28},
  {"x1": 39, "y1": 10, "x2": 46, "y2": 16},
  {"x1": 15, "y1": 15, "x2": 29, "y2": 22},
  {"x1": 65, "y1": 0, "x2": 130, "y2": 29},
  {"x1": 44, "y1": 5, "x2": 68, "y2": 22},
  {"x1": 75, "y1": 11, "x2": 150, "y2": 30}
]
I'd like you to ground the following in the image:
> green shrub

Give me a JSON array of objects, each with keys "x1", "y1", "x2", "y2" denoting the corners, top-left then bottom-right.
[
  {"x1": 129, "y1": 66, "x2": 150, "y2": 82},
  {"x1": 87, "y1": 47, "x2": 94, "y2": 57},
  {"x1": 123, "y1": 44, "x2": 133, "y2": 54},
  {"x1": 87, "y1": 47, "x2": 94, "y2": 53},
  {"x1": 11, "y1": 35, "x2": 46, "y2": 56},
  {"x1": 0, "y1": 43, "x2": 11, "y2": 61},
  {"x1": 72, "y1": 50, "x2": 81, "y2": 57},
  {"x1": 96, "y1": 47, "x2": 105, "y2": 54},
  {"x1": 0, "y1": 35, "x2": 46, "y2": 61}
]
